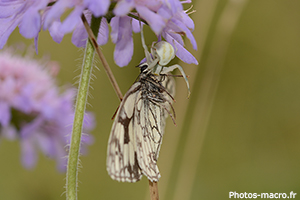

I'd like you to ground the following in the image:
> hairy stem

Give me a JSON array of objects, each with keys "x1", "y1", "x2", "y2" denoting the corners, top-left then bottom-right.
[{"x1": 66, "y1": 16, "x2": 101, "y2": 200}]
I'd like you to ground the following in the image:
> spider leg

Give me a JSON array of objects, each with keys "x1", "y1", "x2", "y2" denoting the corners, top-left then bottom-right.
[
  {"x1": 153, "y1": 64, "x2": 163, "y2": 75},
  {"x1": 140, "y1": 19, "x2": 153, "y2": 65},
  {"x1": 150, "y1": 42, "x2": 156, "y2": 56},
  {"x1": 161, "y1": 64, "x2": 190, "y2": 98}
]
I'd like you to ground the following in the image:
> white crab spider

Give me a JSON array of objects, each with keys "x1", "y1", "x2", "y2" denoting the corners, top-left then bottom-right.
[{"x1": 140, "y1": 24, "x2": 190, "y2": 97}]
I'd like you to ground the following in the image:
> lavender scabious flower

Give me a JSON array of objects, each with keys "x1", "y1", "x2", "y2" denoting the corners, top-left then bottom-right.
[
  {"x1": 0, "y1": 0, "x2": 197, "y2": 67},
  {"x1": 0, "y1": 48, "x2": 94, "y2": 171}
]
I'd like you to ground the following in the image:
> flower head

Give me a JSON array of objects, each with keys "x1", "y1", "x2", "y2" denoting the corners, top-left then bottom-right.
[
  {"x1": 0, "y1": 0, "x2": 197, "y2": 66},
  {"x1": 0, "y1": 47, "x2": 95, "y2": 171}
]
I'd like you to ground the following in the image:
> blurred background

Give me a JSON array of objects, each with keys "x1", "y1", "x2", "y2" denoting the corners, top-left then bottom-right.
[{"x1": 1, "y1": 0, "x2": 300, "y2": 199}]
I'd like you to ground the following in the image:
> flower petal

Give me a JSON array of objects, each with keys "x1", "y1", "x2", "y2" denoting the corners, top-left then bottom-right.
[
  {"x1": 97, "y1": 17, "x2": 109, "y2": 46},
  {"x1": 0, "y1": 15, "x2": 22, "y2": 48},
  {"x1": 0, "y1": 0, "x2": 25, "y2": 18},
  {"x1": 0, "y1": 102, "x2": 11, "y2": 126},
  {"x1": 60, "y1": 6, "x2": 84, "y2": 34},
  {"x1": 169, "y1": 19, "x2": 197, "y2": 50},
  {"x1": 84, "y1": 0, "x2": 110, "y2": 17},
  {"x1": 21, "y1": 138, "x2": 38, "y2": 169},
  {"x1": 179, "y1": 12, "x2": 194, "y2": 30},
  {"x1": 167, "y1": 31, "x2": 184, "y2": 46},
  {"x1": 49, "y1": 21, "x2": 64, "y2": 43},
  {"x1": 136, "y1": 5, "x2": 166, "y2": 35},
  {"x1": 132, "y1": 18, "x2": 142, "y2": 33},
  {"x1": 112, "y1": 17, "x2": 133, "y2": 67},
  {"x1": 72, "y1": 22, "x2": 88, "y2": 47},
  {"x1": 54, "y1": 141, "x2": 68, "y2": 172},
  {"x1": 20, "y1": 117, "x2": 44, "y2": 138},
  {"x1": 81, "y1": 133, "x2": 94, "y2": 146},
  {"x1": 71, "y1": 11, "x2": 91, "y2": 47},
  {"x1": 19, "y1": 0, "x2": 48, "y2": 39},
  {"x1": 165, "y1": 0, "x2": 183, "y2": 15},
  {"x1": 157, "y1": 3, "x2": 173, "y2": 20},
  {"x1": 1, "y1": 125, "x2": 17, "y2": 140},
  {"x1": 35, "y1": 133, "x2": 55, "y2": 157},
  {"x1": 43, "y1": 0, "x2": 74, "y2": 30},
  {"x1": 163, "y1": 31, "x2": 198, "y2": 65},
  {"x1": 110, "y1": 16, "x2": 119, "y2": 44},
  {"x1": 113, "y1": 0, "x2": 134, "y2": 16}
]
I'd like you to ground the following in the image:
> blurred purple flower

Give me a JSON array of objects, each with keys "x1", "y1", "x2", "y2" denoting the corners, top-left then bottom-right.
[
  {"x1": 0, "y1": 48, "x2": 95, "y2": 171},
  {"x1": 0, "y1": 0, "x2": 197, "y2": 66}
]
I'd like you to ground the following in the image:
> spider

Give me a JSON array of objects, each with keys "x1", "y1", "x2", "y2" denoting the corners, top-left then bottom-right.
[{"x1": 139, "y1": 22, "x2": 190, "y2": 98}]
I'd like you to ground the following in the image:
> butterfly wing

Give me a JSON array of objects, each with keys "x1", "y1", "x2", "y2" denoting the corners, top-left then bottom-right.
[
  {"x1": 134, "y1": 75, "x2": 175, "y2": 182},
  {"x1": 107, "y1": 82, "x2": 143, "y2": 182}
]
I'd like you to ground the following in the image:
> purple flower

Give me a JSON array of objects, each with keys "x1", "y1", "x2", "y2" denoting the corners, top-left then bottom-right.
[
  {"x1": 0, "y1": 47, "x2": 95, "y2": 171},
  {"x1": 0, "y1": 0, "x2": 48, "y2": 52},
  {"x1": 110, "y1": 0, "x2": 198, "y2": 66},
  {"x1": 161, "y1": 6, "x2": 198, "y2": 64},
  {"x1": 0, "y1": 0, "x2": 197, "y2": 66}
]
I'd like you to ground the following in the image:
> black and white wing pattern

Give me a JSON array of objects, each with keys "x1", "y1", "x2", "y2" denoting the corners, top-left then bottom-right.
[{"x1": 107, "y1": 64, "x2": 175, "y2": 182}]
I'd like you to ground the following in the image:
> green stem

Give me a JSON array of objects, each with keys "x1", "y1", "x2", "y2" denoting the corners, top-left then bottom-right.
[{"x1": 66, "y1": 16, "x2": 101, "y2": 200}]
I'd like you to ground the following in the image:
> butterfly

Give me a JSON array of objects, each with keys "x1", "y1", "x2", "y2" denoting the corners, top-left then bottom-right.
[
  {"x1": 106, "y1": 63, "x2": 176, "y2": 182},
  {"x1": 106, "y1": 17, "x2": 192, "y2": 182}
]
